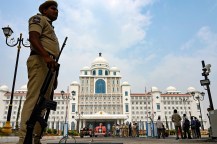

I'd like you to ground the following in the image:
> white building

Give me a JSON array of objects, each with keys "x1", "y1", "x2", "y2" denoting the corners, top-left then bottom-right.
[{"x1": 0, "y1": 53, "x2": 208, "y2": 132}]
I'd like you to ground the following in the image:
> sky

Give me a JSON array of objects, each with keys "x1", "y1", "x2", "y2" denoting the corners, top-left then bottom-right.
[{"x1": 0, "y1": 0, "x2": 217, "y2": 111}]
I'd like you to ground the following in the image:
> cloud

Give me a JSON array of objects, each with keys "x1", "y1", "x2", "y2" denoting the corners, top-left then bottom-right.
[{"x1": 57, "y1": 0, "x2": 152, "y2": 54}]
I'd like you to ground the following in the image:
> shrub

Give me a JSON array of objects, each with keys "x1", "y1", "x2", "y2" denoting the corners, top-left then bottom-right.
[
  {"x1": 169, "y1": 129, "x2": 176, "y2": 135},
  {"x1": 47, "y1": 128, "x2": 52, "y2": 134},
  {"x1": 68, "y1": 130, "x2": 79, "y2": 136},
  {"x1": 53, "y1": 129, "x2": 57, "y2": 134}
]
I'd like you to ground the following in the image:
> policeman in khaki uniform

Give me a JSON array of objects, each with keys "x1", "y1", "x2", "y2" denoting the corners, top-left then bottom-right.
[
  {"x1": 18, "y1": 1, "x2": 59, "y2": 144},
  {"x1": 123, "y1": 123, "x2": 128, "y2": 137}
]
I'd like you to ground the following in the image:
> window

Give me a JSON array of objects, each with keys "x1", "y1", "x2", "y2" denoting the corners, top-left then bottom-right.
[
  {"x1": 84, "y1": 71, "x2": 87, "y2": 75},
  {"x1": 72, "y1": 103, "x2": 76, "y2": 112},
  {"x1": 105, "y1": 70, "x2": 109, "y2": 75},
  {"x1": 125, "y1": 91, "x2": 128, "y2": 96},
  {"x1": 113, "y1": 72, "x2": 116, "y2": 75},
  {"x1": 98, "y1": 70, "x2": 102, "y2": 75},
  {"x1": 95, "y1": 79, "x2": 106, "y2": 93},
  {"x1": 93, "y1": 70, "x2": 96, "y2": 75},
  {"x1": 157, "y1": 103, "x2": 160, "y2": 110}
]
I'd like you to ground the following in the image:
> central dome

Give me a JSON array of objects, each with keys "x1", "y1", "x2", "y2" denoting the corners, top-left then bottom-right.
[{"x1": 91, "y1": 53, "x2": 109, "y2": 69}]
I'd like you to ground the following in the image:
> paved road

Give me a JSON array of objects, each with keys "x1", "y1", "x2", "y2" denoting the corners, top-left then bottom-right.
[{"x1": 1, "y1": 136, "x2": 217, "y2": 144}]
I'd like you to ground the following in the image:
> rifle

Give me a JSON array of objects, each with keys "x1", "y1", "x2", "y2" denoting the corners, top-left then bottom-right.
[{"x1": 24, "y1": 37, "x2": 68, "y2": 144}]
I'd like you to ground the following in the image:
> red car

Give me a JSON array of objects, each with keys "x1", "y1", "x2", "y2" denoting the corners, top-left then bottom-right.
[{"x1": 94, "y1": 124, "x2": 106, "y2": 137}]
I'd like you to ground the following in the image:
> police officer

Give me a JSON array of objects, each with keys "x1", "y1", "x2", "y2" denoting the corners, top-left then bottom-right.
[{"x1": 18, "y1": 0, "x2": 59, "y2": 144}]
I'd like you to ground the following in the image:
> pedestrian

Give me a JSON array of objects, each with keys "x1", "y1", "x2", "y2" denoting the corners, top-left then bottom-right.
[
  {"x1": 112, "y1": 124, "x2": 116, "y2": 137},
  {"x1": 182, "y1": 114, "x2": 191, "y2": 139},
  {"x1": 132, "y1": 123, "x2": 137, "y2": 137},
  {"x1": 195, "y1": 117, "x2": 201, "y2": 138},
  {"x1": 123, "y1": 123, "x2": 128, "y2": 137},
  {"x1": 136, "y1": 123, "x2": 139, "y2": 137},
  {"x1": 128, "y1": 122, "x2": 132, "y2": 137},
  {"x1": 116, "y1": 124, "x2": 120, "y2": 136},
  {"x1": 156, "y1": 116, "x2": 164, "y2": 139},
  {"x1": 190, "y1": 116, "x2": 197, "y2": 138},
  {"x1": 162, "y1": 124, "x2": 166, "y2": 138},
  {"x1": 171, "y1": 109, "x2": 183, "y2": 140},
  {"x1": 18, "y1": 1, "x2": 59, "y2": 144}
]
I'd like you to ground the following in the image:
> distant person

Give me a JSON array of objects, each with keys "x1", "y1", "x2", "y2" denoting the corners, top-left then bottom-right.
[
  {"x1": 172, "y1": 109, "x2": 183, "y2": 140},
  {"x1": 112, "y1": 124, "x2": 116, "y2": 136},
  {"x1": 162, "y1": 124, "x2": 166, "y2": 138},
  {"x1": 156, "y1": 116, "x2": 165, "y2": 139},
  {"x1": 195, "y1": 117, "x2": 201, "y2": 138},
  {"x1": 182, "y1": 114, "x2": 191, "y2": 139},
  {"x1": 128, "y1": 122, "x2": 132, "y2": 137},
  {"x1": 190, "y1": 116, "x2": 197, "y2": 138},
  {"x1": 132, "y1": 123, "x2": 137, "y2": 137}
]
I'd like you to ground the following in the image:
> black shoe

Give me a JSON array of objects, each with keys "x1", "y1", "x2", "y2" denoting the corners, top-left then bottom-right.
[{"x1": 176, "y1": 137, "x2": 179, "y2": 140}]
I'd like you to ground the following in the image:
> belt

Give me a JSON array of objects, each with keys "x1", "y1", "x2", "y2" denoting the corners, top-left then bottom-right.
[{"x1": 30, "y1": 51, "x2": 56, "y2": 60}]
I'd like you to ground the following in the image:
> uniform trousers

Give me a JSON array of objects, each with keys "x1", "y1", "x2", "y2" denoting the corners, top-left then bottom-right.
[{"x1": 18, "y1": 55, "x2": 55, "y2": 144}]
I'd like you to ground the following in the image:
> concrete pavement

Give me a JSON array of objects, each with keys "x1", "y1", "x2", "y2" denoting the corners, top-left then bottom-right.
[{"x1": 0, "y1": 136, "x2": 217, "y2": 144}]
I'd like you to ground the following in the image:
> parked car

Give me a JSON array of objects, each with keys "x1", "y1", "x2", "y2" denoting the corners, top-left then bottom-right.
[
  {"x1": 94, "y1": 123, "x2": 106, "y2": 137},
  {"x1": 80, "y1": 127, "x2": 94, "y2": 138}
]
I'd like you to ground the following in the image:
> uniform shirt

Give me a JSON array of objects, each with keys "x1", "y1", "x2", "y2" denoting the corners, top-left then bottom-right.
[
  {"x1": 29, "y1": 13, "x2": 59, "y2": 57},
  {"x1": 171, "y1": 113, "x2": 182, "y2": 126},
  {"x1": 156, "y1": 119, "x2": 163, "y2": 128}
]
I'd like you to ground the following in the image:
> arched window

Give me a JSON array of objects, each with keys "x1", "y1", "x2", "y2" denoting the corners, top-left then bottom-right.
[
  {"x1": 92, "y1": 70, "x2": 96, "y2": 75},
  {"x1": 71, "y1": 122, "x2": 75, "y2": 130},
  {"x1": 105, "y1": 70, "x2": 109, "y2": 75},
  {"x1": 95, "y1": 79, "x2": 106, "y2": 93}
]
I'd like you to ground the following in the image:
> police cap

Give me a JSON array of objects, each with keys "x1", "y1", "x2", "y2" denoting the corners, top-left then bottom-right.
[{"x1": 39, "y1": 0, "x2": 58, "y2": 14}]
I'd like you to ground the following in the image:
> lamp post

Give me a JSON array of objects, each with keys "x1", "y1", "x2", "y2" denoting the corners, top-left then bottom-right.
[
  {"x1": 148, "y1": 111, "x2": 156, "y2": 137},
  {"x1": 61, "y1": 88, "x2": 74, "y2": 137},
  {"x1": 200, "y1": 60, "x2": 214, "y2": 110},
  {"x1": 76, "y1": 111, "x2": 83, "y2": 133},
  {"x1": 191, "y1": 91, "x2": 205, "y2": 130},
  {"x1": 1, "y1": 26, "x2": 29, "y2": 134},
  {"x1": 180, "y1": 98, "x2": 189, "y2": 114}
]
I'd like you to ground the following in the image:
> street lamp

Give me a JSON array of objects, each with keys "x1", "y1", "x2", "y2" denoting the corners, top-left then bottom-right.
[
  {"x1": 61, "y1": 89, "x2": 74, "y2": 137},
  {"x1": 1, "y1": 26, "x2": 29, "y2": 134},
  {"x1": 76, "y1": 111, "x2": 83, "y2": 132},
  {"x1": 180, "y1": 98, "x2": 189, "y2": 114},
  {"x1": 148, "y1": 111, "x2": 156, "y2": 137},
  {"x1": 200, "y1": 60, "x2": 214, "y2": 110},
  {"x1": 191, "y1": 91, "x2": 205, "y2": 130}
]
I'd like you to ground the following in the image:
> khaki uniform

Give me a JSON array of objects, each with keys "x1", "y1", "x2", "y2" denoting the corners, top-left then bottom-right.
[
  {"x1": 112, "y1": 125, "x2": 116, "y2": 136},
  {"x1": 172, "y1": 113, "x2": 183, "y2": 139},
  {"x1": 132, "y1": 124, "x2": 137, "y2": 137},
  {"x1": 29, "y1": 14, "x2": 60, "y2": 57},
  {"x1": 124, "y1": 124, "x2": 128, "y2": 137},
  {"x1": 18, "y1": 14, "x2": 59, "y2": 144}
]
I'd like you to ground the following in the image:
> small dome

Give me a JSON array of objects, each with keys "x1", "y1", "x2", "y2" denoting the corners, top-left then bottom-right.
[
  {"x1": 71, "y1": 81, "x2": 79, "y2": 85},
  {"x1": 151, "y1": 86, "x2": 159, "y2": 92},
  {"x1": 122, "y1": 81, "x2": 130, "y2": 86},
  {"x1": 110, "y1": 67, "x2": 120, "y2": 71},
  {"x1": 166, "y1": 86, "x2": 177, "y2": 92},
  {"x1": 81, "y1": 66, "x2": 90, "y2": 70},
  {"x1": 187, "y1": 87, "x2": 196, "y2": 92},
  {"x1": 0, "y1": 85, "x2": 9, "y2": 92},
  {"x1": 20, "y1": 85, "x2": 27, "y2": 90}
]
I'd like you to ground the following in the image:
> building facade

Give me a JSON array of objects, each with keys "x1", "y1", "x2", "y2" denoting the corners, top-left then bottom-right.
[{"x1": 0, "y1": 53, "x2": 209, "y2": 132}]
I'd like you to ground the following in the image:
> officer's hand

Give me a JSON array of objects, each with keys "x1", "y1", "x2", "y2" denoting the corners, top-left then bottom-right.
[{"x1": 44, "y1": 56, "x2": 59, "y2": 72}]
